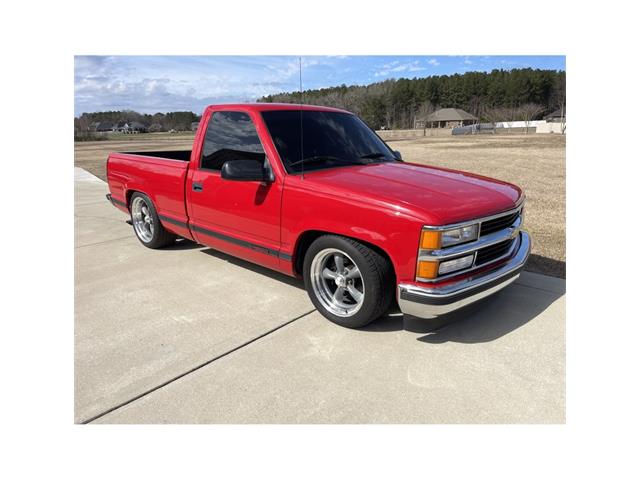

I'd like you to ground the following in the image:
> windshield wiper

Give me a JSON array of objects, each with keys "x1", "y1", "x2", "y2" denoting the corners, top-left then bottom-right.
[
  {"x1": 358, "y1": 152, "x2": 391, "y2": 161},
  {"x1": 289, "y1": 155, "x2": 365, "y2": 168}
]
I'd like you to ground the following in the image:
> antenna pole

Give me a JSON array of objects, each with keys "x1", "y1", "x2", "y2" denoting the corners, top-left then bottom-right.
[{"x1": 299, "y1": 56, "x2": 304, "y2": 180}]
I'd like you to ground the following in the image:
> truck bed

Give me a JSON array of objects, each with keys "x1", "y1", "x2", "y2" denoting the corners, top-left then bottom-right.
[{"x1": 106, "y1": 151, "x2": 191, "y2": 238}]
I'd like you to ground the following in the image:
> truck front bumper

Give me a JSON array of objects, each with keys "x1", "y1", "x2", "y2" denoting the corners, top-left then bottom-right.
[{"x1": 397, "y1": 231, "x2": 531, "y2": 319}]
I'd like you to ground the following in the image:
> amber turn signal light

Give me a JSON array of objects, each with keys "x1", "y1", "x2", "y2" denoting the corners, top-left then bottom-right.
[
  {"x1": 420, "y1": 230, "x2": 441, "y2": 250},
  {"x1": 417, "y1": 260, "x2": 439, "y2": 279}
]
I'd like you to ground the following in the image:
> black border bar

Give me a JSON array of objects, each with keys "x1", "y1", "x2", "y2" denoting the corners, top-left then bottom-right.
[
  {"x1": 158, "y1": 215, "x2": 292, "y2": 261},
  {"x1": 106, "y1": 193, "x2": 126, "y2": 208}
]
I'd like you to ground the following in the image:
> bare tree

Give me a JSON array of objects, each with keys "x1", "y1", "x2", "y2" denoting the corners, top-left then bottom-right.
[
  {"x1": 518, "y1": 103, "x2": 545, "y2": 134},
  {"x1": 480, "y1": 106, "x2": 508, "y2": 134},
  {"x1": 481, "y1": 106, "x2": 520, "y2": 133},
  {"x1": 415, "y1": 100, "x2": 435, "y2": 135},
  {"x1": 468, "y1": 96, "x2": 483, "y2": 119},
  {"x1": 550, "y1": 73, "x2": 566, "y2": 134},
  {"x1": 384, "y1": 107, "x2": 393, "y2": 130},
  {"x1": 553, "y1": 94, "x2": 566, "y2": 135},
  {"x1": 74, "y1": 115, "x2": 92, "y2": 133}
]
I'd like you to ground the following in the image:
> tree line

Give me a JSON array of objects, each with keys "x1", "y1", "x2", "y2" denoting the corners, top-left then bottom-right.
[
  {"x1": 74, "y1": 110, "x2": 200, "y2": 137},
  {"x1": 260, "y1": 68, "x2": 566, "y2": 129}
]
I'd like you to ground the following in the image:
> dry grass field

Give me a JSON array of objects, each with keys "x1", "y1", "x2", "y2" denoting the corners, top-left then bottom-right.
[
  {"x1": 74, "y1": 132, "x2": 195, "y2": 181},
  {"x1": 75, "y1": 132, "x2": 565, "y2": 278}
]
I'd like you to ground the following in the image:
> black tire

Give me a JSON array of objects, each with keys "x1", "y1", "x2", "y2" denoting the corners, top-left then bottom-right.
[
  {"x1": 129, "y1": 192, "x2": 176, "y2": 249},
  {"x1": 303, "y1": 235, "x2": 394, "y2": 328}
]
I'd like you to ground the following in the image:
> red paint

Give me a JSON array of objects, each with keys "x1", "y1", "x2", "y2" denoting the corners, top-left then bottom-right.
[{"x1": 107, "y1": 103, "x2": 523, "y2": 283}]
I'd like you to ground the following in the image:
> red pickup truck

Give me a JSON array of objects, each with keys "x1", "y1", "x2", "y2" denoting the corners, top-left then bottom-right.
[{"x1": 107, "y1": 103, "x2": 530, "y2": 328}]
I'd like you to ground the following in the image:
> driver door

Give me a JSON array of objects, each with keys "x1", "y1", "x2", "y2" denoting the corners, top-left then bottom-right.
[{"x1": 186, "y1": 110, "x2": 283, "y2": 269}]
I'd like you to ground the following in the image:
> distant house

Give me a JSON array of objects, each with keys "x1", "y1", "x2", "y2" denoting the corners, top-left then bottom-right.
[
  {"x1": 545, "y1": 108, "x2": 566, "y2": 123},
  {"x1": 129, "y1": 121, "x2": 148, "y2": 133},
  {"x1": 191, "y1": 121, "x2": 200, "y2": 131},
  {"x1": 92, "y1": 121, "x2": 113, "y2": 132},
  {"x1": 420, "y1": 108, "x2": 478, "y2": 129},
  {"x1": 114, "y1": 121, "x2": 148, "y2": 133},
  {"x1": 113, "y1": 121, "x2": 129, "y2": 133}
]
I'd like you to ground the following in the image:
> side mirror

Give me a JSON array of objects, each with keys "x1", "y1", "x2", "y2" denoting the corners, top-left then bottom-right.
[
  {"x1": 393, "y1": 150, "x2": 403, "y2": 160},
  {"x1": 221, "y1": 159, "x2": 273, "y2": 182}
]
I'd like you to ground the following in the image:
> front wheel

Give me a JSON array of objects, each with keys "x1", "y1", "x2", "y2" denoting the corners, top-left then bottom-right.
[{"x1": 303, "y1": 235, "x2": 394, "y2": 328}]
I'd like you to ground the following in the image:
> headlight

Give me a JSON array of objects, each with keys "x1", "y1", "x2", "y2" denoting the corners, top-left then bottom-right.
[
  {"x1": 420, "y1": 224, "x2": 479, "y2": 249},
  {"x1": 441, "y1": 224, "x2": 479, "y2": 247}
]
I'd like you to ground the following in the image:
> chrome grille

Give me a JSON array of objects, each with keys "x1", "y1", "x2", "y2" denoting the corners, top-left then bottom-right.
[
  {"x1": 480, "y1": 211, "x2": 520, "y2": 236},
  {"x1": 475, "y1": 239, "x2": 514, "y2": 266}
]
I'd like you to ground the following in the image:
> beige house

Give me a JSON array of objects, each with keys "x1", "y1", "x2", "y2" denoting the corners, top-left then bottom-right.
[
  {"x1": 418, "y1": 108, "x2": 478, "y2": 129},
  {"x1": 544, "y1": 108, "x2": 566, "y2": 123}
]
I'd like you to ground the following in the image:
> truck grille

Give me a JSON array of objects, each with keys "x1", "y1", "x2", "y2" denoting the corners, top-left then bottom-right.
[
  {"x1": 416, "y1": 201, "x2": 525, "y2": 282},
  {"x1": 475, "y1": 239, "x2": 514, "y2": 266},
  {"x1": 480, "y1": 211, "x2": 520, "y2": 236}
]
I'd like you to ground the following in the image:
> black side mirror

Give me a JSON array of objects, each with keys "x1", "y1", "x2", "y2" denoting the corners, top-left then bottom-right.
[
  {"x1": 393, "y1": 150, "x2": 403, "y2": 160},
  {"x1": 221, "y1": 159, "x2": 273, "y2": 182}
]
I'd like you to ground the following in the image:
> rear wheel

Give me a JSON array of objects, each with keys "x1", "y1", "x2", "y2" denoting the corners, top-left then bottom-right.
[
  {"x1": 303, "y1": 235, "x2": 394, "y2": 328},
  {"x1": 130, "y1": 193, "x2": 176, "y2": 248}
]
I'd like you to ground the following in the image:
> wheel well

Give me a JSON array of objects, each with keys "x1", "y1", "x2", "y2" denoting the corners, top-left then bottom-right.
[
  {"x1": 293, "y1": 230, "x2": 396, "y2": 282},
  {"x1": 125, "y1": 189, "x2": 146, "y2": 209},
  {"x1": 125, "y1": 189, "x2": 135, "y2": 208}
]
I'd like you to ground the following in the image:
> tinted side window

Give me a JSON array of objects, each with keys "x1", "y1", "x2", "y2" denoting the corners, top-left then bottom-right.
[{"x1": 201, "y1": 111, "x2": 265, "y2": 170}]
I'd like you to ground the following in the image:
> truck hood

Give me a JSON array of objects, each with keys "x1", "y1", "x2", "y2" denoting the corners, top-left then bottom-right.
[{"x1": 299, "y1": 162, "x2": 522, "y2": 225}]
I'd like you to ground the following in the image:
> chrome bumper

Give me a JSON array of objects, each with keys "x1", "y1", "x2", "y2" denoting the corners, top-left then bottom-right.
[{"x1": 397, "y1": 231, "x2": 531, "y2": 319}]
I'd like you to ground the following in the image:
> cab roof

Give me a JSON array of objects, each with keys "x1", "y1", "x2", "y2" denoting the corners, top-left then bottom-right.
[{"x1": 204, "y1": 103, "x2": 352, "y2": 115}]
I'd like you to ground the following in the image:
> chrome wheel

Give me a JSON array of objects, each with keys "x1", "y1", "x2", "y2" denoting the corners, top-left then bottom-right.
[
  {"x1": 131, "y1": 196, "x2": 154, "y2": 243},
  {"x1": 310, "y1": 248, "x2": 365, "y2": 317}
]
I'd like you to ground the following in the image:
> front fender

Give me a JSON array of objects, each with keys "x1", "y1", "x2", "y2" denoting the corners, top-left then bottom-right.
[{"x1": 282, "y1": 184, "x2": 425, "y2": 283}]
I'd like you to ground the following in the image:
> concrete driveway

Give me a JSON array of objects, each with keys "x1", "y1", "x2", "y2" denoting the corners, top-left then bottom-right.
[{"x1": 75, "y1": 168, "x2": 565, "y2": 424}]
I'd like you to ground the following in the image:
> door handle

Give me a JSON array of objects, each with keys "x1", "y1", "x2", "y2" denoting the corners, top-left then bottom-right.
[{"x1": 192, "y1": 182, "x2": 203, "y2": 192}]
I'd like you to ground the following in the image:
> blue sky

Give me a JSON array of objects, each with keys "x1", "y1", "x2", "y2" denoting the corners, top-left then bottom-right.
[{"x1": 74, "y1": 55, "x2": 565, "y2": 116}]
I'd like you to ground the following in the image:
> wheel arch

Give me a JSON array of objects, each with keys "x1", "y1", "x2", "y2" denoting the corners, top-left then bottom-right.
[
  {"x1": 125, "y1": 188, "x2": 151, "y2": 209},
  {"x1": 292, "y1": 230, "x2": 397, "y2": 284}
]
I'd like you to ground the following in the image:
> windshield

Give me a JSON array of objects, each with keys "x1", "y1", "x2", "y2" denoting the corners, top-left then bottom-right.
[{"x1": 261, "y1": 110, "x2": 397, "y2": 174}]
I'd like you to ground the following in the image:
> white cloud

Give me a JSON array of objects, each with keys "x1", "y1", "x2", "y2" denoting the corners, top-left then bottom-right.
[
  {"x1": 75, "y1": 55, "x2": 359, "y2": 114},
  {"x1": 374, "y1": 60, "x2": 427, "y2": 77},
  {"x1": 74, "y1": 56, "x2": 313, "y2": 115},
  {"x1": 427, "y1": 58, "x2": 440, "y2": 66}
]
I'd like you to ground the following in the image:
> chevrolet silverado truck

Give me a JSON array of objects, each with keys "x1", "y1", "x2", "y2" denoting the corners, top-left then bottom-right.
[{"x1": 106, "y1": 103, "x2": 531, "y2": 328}]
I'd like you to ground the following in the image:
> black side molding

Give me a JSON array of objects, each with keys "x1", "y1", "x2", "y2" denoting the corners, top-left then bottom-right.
[
  {"x1": 156, "y1": 214, "x2": 292, "y2": 261},
  {"x1": 106, "y1": 193, "x2": 127, "y2": 208},
  {"x1": 158, "y1": 214, "x2": 188, "y2": 229},
  {"x1": 189, "y1": 223, "x2": 292, "y2": 261}
]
